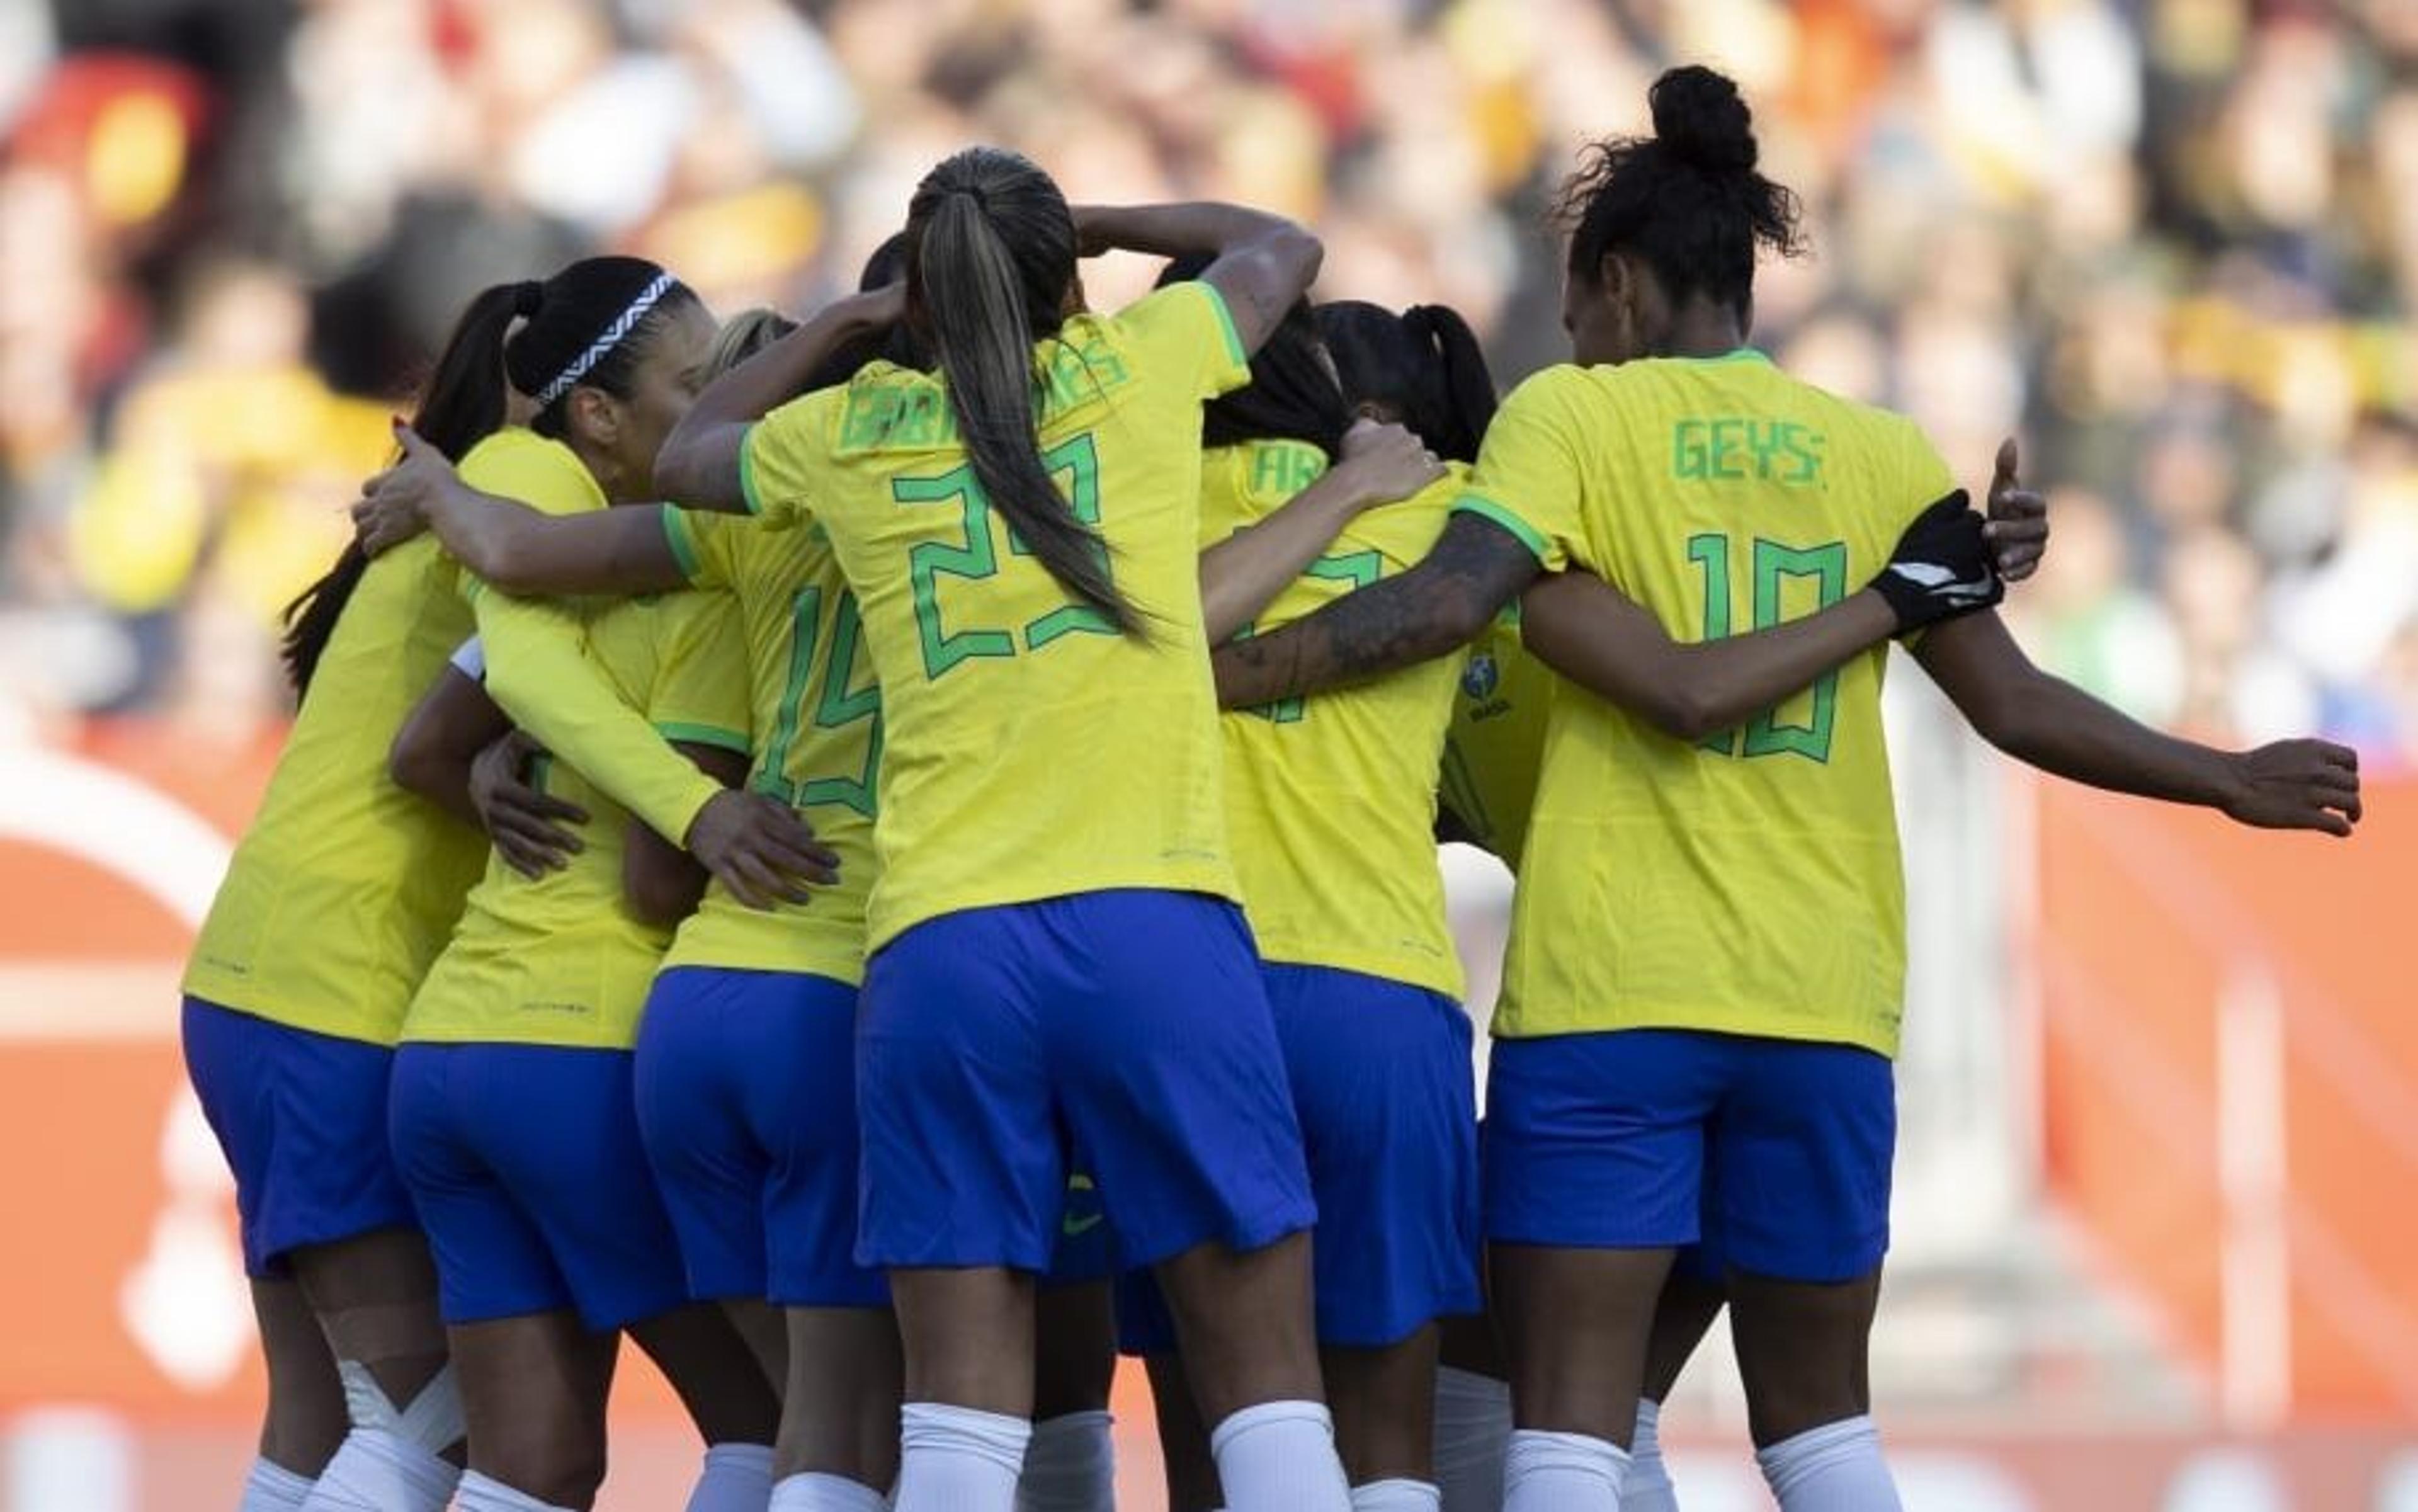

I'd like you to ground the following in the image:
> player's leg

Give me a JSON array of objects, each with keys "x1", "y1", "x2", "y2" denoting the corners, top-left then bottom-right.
[
  {"x1": 1483, "y1": 1030, "x2": 1723, "y2": 1511},
  {"x1": 1133, "y1": 1348, "x2": 1221, "y2": 1512},
  {"x1": 1431, "y1": 1311, "x2": 1510, "y2": 1512},
  {"x1": 857, "y1": 906, "x2": 1067, "y2": 1512},
  {"x1": 1269, "y1": 967, "x2": 1482, "y2": 1511},
  {"x1": 1718, "y1": 1039, "x2": 1900, "y2": 1512},
  {"x1": 445, "y1": 1310, "x2": 619, "y2": 1508},
  {"x1": 242, "y1": 1278, "x2": 348, "y2": 1509},
  {"x1": 627, "y1": 1304, "x2": 784, "y2": 1511},
  {"x1": 1023, "y1": 1271, "x2": 1118, "y2": 1512},
  {"x1": 1626, "y1": 1265, "x2": 1728, "y2": 1512},
  {"x1": 1049, "y1": 892, "x2": 1348, "y2": 1512}
]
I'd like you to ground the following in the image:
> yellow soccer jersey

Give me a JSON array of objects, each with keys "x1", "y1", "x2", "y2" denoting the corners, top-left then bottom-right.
[
  {"x1": 1205, "y1": 445, "x2": 1468, "y2": 998},
  {"x1": 456, "y1": 429, "x2": 726, "y2": 850},
  {"x1": 1438, "y1": 608, "x2": 1557, "y2": 873},
  {"x1": 1460, "y1": 352, "x2": 1953, "y2": 1055},
  {"x1": 658, "y1": 507, "x2": 877, "y2": 984},
  {"x1": 741, "y1": 281, "x2": 1252, "y2": 950},
  {"x1": 182, "y1": 537, "x2": 486, "y2": 1045},
  {"x1": 404, "y1": 591, "x2": 749, "y2": 1049}
]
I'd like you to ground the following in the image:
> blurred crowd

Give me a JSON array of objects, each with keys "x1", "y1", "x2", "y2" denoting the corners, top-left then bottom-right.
[{"x1": 3, "y1": 0, "x2": 2416, "y2": 763}]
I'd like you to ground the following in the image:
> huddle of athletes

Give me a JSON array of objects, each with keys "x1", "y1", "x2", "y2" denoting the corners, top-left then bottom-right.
[{"x1": 178, "y1": 65, "x2": 2363, "y2": 1512}]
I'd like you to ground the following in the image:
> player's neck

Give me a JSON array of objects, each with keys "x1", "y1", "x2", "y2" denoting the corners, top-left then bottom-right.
[{"x1": 1654, "y1": 299, "x2": 1749, "y2": 360}]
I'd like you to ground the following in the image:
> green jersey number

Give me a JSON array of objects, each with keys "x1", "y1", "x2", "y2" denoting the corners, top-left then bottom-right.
[
  {"x1": 1684, "y1": 533, "x2": 1848, "y2": 762},
  {"x1": 894, "y1": 432, "x2": 1116, "y2": 681},
  {"x1": 1238, "y1": 549, "x2": 1384, "y2": 725},
  {"x1": 755, "y1": 584, "x2": 883, "y2": 817}
]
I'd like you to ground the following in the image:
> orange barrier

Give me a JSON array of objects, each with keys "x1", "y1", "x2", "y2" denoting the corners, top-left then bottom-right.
[{"x1": 2036, "y1": 774, "x2": 2418, "y2": 1421}]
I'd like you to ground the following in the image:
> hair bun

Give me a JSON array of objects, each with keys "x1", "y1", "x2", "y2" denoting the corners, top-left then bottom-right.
[
  {"x1": 1649, "y1": 65, "x2": 1758, "y2": 175},
  {"x1": 511, "y1": 280, "x2": 545, "y2": 319}
]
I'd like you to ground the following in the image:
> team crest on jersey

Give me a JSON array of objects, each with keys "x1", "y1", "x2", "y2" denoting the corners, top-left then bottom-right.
[{"x1": 1462, "y1": 654, "x2": 1499, "y2": 701}]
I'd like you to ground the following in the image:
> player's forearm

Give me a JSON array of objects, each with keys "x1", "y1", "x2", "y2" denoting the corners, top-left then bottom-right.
[
  {"x1": 1198, "y1": 472, "x2": 1370, "y2": 644},
  {"x1": 1212, "y1": 569, "x2": 1482, "y2": 707},
  {"x1": 1983, "y1": 674, "x2": 2239, "y2": 807},
  {"x1": 1075, "y1": 202, "x2": 1302, "y2": 259}
]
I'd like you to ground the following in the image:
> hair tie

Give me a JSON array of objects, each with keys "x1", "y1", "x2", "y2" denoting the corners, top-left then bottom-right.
[
  {"x1": 534, "y1": 271, "x2": 676, "y2": 409},
  {"x1": 511, "y1": 281, "x2": 545, "y2": 319}
]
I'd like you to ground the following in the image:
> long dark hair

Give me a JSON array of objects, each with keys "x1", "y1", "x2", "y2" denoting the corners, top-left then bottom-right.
[
  {"x1": 904, "y1": 147, "x2": 1135, "y2": 635},
  {"x1": 280, "y1": 256, "x2": 701, "y2": 697},
  {"x1": 1157, "y1": 252, "x2": 1349, "y2": 458},
  {"x1": 1316, "y1": 300, "x2": 1497, "y2": 465},
  {"x1": 1556, "y1": 65, "x2": 1806, "y2": 319}
]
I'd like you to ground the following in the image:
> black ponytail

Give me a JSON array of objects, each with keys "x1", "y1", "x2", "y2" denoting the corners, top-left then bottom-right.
[
  {"x1": 1317, "y1": 299, "x2": 1499, "y2": 465},
  {"x1": 1157, "y1": 253, "x2": 1349, "y2": 458},
  {"x1": 280, "y1": 258, "x2": 699, "y2": 699},
  {"x1": 1557, "y1": 64, "x2": 1805, "y2": 318},
  {"x1": 907, "y1": 146, "x2": 1136, "y2": 635}
]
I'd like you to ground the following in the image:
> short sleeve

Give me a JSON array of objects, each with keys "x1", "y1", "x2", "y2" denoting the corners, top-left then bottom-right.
[
  {"x1": 741, "y1": 388, "x2": 843, "y2": 530},
  {"x1": 662, "y1": 505, "x2": 738, "y2": 589},
  {"x1": 1115, "y1": 281, "x2": 1251, "y2": 402},
  {"x1": 1890, "y1": 414, "x2": 1960, "y2": 530},
  {"x1": 457, "y1": 430, "x2": 603, "y2": 520},
  {"x1": 1453, "y1": 367, "x2": 1591, "y2": 574},
  {"x1": 646, "y1": 592, "x2": 751, "y2": 757}
]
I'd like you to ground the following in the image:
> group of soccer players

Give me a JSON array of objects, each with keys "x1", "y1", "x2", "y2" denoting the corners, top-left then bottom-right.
[{"x1": 179, "y1": 63, "x2": 2364, "y2": 1512}]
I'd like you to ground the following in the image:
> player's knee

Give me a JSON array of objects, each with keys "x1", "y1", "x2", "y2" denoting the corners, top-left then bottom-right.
[{"x1": 335, "y1": 1354, "x2": 466, "y2": 1457}]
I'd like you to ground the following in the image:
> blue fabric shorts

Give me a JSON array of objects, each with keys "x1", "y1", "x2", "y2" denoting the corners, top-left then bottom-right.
[
  {"x1": 1121, "y1": 963, "x2": 1480, "y2": 1353},
  {"x1": 1484, "y1": 1030, "x2": 1895, "y2": 1283},
  {"x1": 857, "y1": 890, "x2": 1315, "y2": 1274},
  {"x1": 181, "y1": 998, "x2": 420, "y2": 1278},
  {"x1": 633, "y1": 967, "x2": 888, "y2": 1310},
  {"x1": 390, "y1": 1042, "x2": 692, "y2": 1329}
]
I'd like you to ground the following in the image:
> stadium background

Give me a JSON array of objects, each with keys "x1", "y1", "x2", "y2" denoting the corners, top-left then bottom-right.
[{"x1": 0, "y1": 0, "x2": 2413, "y2": 1506}]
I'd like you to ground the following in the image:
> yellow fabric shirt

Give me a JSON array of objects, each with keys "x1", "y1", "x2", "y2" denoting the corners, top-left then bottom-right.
[
  {"x1": 182, "y1": 537, "x2": 487, "y2": 1045},
  {"x1": 404, "y1": 591, "x2": 749, "y2": 1049},
  {"x1": 457, "y1": 430, "x2": 727, "y2": 848},
  {"x1": 1438, "y1": 608, "x2": 1557, "y2": 873},
  {"x1": 1206, "y1": 443, "x2": 1467, "y2": 998},
  {"x1": 741, "y1": 281, "x2": 1252, "y2": 951},
  {"x1": 658, "y1": 507, "x2": 877, "y2": 985},
  {"x1": 1460, "y1": 353, "x2": 1953, "y2": 1055}
]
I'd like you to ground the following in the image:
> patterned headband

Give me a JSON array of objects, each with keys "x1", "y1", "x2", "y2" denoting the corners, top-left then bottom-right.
[{"x1": 534, "y1": 271, "x2": 677, "y2": 409}]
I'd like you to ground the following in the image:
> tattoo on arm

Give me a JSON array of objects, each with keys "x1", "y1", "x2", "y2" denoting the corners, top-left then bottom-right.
[{"x1": 1212, "y1": 513, "x2": 1538, "y2": 707}]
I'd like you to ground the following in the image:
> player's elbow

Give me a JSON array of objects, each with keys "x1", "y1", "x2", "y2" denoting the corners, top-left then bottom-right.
[
  {"x1": 387, "y1": 720, "x2": 450, "y2": 801},
  {"x1": 1649, "y1": 685, "x2": 1725, "y2": 744},
  {"x1": 1267, "y1": 222, "x2": 1325, "y2": 293}
]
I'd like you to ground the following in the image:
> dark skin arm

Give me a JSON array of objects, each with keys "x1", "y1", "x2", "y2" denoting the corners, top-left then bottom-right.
[
  {"x1": 1211, "y1": 513, "x2": 1540, "y2": 708},
  {"x1": 1913, "y1": 611, "x2": 2362, "y2": 834},
  {"x1": 623, "y1": 744, "x2": 747, "y2": 926},
  {"x1": 651, "y1": 285, "x2": 908, "y2": 513},
  {"x1": 1519, "y1": 571, "x2": 1901, "y2": 742},
  {"x1": 391, "y1": 668, "x2": 589, "y2": 875},
  {"x1": 1070, "y1": 202, "x2": 1324, "y2": 355}
]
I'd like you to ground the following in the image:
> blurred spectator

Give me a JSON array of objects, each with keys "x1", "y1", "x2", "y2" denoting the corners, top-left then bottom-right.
[{"x1": 0, "y1": 0, "x2": 2413, "y2": 773}]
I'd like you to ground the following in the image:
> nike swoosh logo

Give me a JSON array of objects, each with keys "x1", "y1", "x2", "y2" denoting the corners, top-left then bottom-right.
[{"x1": 1062, "y1": 1213, "x2": 1105, "y2": 1237}]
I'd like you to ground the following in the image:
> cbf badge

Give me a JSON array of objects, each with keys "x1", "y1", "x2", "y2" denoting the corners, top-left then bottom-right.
[{"x1": 1462, "y1": 653, "x2": 1499, "y2": 702}]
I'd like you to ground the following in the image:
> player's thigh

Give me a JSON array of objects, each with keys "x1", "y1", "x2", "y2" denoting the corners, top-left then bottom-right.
[{"x1": 1489, "y1": 1241, "x2": 1672, "y2": 1448}]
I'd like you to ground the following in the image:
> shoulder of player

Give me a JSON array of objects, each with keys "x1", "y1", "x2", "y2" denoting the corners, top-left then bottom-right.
[{"x1": 458, "y1": 426, "x2": 604, "y2": 516}]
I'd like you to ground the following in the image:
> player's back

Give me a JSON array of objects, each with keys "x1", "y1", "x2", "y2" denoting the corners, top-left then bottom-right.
[
  {"x1": 183, "y1": 538, "x2": 484, "y2": 1044},
  {"x1": 1483, "y1": 355, "x2": 1953, "y2": 1056}
]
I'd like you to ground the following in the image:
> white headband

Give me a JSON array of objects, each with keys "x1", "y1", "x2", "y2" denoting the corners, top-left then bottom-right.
[{"x1": 535, "y1": 271, "x2": 677, "y2": 408}]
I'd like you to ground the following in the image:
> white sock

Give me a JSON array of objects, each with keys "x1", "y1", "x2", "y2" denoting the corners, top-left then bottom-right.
[
  {"x1": 894, "y1": 1402, "x2": 1031, "y2": 1512},
  {"x1": 688, "y1": 1443, "x2": 776, "y2": 1511},
  {"x1": 1501, "y1": 1428, "x2": 1626, "y2": 1512},
  {"x1": 768, "y1": 1471, "x2": 888, "y2": 1511},
  {"x1": 453, "y1": 1469, "x2": 574, "y2": 1511},
  {"x1": 298, "y1": 1428, "x2": 460, "y2": 1512},
  {"x1": 1624, "y1": 1399, "x2": 1679, "y2": 1511},
  {"x1": 1755, "y1": 1416, "x2": 1900, "y2": 1512},
  {"x1": 240, "y1": 1458, "x2": 315, "y2": 1511},
  {"x1": 1016, "y1": 1409, "x2": 1115, "y2": 1511},
  {"x1": 1431, "y1": 1367, "x2": 1511, "y2": 1512},
  {"x1": 1208, "y1": 1400, "x2": 1353, "y2": 1512},
  {"x1": 1353, "y1": 1478, "x2": 1443, "y2": 1510}
]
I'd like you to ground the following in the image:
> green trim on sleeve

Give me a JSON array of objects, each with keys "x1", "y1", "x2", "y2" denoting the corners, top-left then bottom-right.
[
  {"x1": 1453, "y1": 494, "x2": 1554, "y2": 566},
  {"x1": 737, "y1": 423, "x2": 766, "y2": 516},
  {"x1": 661, "y1": 505, "x2": 701, "y2": 583},
  {"x1": 1196, "y1": 282, "x2": 1249, "y2": 370},
  {"x1": 656, "y1": 721, "x2": 752, "y2": 757}
]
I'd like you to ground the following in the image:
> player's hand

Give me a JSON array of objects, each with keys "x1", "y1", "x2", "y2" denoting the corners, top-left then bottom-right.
[
  {"x1": 684, "y1": 790, "x2": 841, "y2": 909},
  {"x1": 351, "y1": 423, "x2": 450, "y2": 557},
  {"x1": 2220, "y1": 739, "x2": 2362, "y2": 837},
  {"x1": 1984, "y1": 437, "x2": 2048, "y2": 584},
  {"x1": 470, "y1": 730, "x2": 586, "y2": 878},
  {"x1": 1874, "y1": 490, "x2": 2003, "y2": 632},
  {"x1": 1331, "y1": 419, "x2": 1445, "y2": 511}
]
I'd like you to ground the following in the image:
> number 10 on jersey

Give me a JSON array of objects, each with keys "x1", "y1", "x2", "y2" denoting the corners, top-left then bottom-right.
[{"x1": 1684, "y1": 533, "x2": 1848, "y2": 763}]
